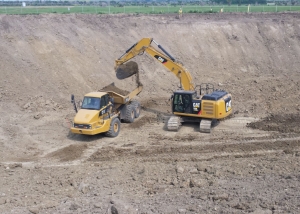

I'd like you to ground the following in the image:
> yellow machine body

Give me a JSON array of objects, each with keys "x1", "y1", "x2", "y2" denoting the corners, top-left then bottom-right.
[
  {"x1": 70, "y1": 86, "x2": 143, "y2": 136},
  {"x1": 71, "y1": 92, "x2": 111, "y2": 135},
  {"x1": 174, "y1": 94, "x2": 232, "y2": 119}
]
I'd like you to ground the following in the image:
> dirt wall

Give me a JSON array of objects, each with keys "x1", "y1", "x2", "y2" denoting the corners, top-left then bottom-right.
[{"x1": 0, "y1": 13, "x2": 300, "y2": 117}]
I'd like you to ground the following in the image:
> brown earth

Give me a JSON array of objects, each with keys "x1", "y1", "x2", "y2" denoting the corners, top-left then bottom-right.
[
  {"x1": 100, "y1": 83, "x2": 130, "y2": 96},
  {"x1": 247, "y1": 113, "x2": 300, "y2": 133},
  {"x1": 0, "y1": 13, "x2": 300, "y2": 214}
]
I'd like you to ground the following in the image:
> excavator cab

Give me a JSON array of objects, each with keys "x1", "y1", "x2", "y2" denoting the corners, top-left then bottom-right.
[{"x1": 172, "y1": 91, "x2": 198, "y2": 114}]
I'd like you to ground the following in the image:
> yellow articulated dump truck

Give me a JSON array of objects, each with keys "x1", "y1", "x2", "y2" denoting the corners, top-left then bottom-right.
[{"x1": 70, "y1": 83, "x2": 142, "y2": 137}]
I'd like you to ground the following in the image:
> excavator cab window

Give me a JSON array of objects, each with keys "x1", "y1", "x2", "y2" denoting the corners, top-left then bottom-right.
[
  {"x1": 173, "y1": 94, "x2": 183, "y2": 113},
  {"x1": 173, "y1": 93, "x2": 192, "y2": 113},
  {"x1": 182, "y1": 94, "x2": 192, "y2": 113}
]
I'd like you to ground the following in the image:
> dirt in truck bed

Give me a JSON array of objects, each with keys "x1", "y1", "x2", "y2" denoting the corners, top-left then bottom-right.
[
  {"x1": 99, "y1": 83, "x2": 129, "y2": 96},
  {"x1": 0, "y1": 13, "x2": 300, "y2": 214}
]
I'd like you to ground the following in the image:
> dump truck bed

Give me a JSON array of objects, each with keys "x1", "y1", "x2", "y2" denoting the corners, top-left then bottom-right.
[{"x1": 100, "y1": 83, "x2": 142, "y2": 104}]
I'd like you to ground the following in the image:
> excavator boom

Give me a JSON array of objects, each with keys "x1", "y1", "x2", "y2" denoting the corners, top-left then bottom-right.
[{"x1": 115, "y1": 38, "x2": 195, "y2": 91}]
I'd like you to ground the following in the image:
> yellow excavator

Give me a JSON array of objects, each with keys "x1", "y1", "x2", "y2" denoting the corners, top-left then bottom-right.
[{"x1": 115, "y1": 38, "x2": 232, "y2": 133}]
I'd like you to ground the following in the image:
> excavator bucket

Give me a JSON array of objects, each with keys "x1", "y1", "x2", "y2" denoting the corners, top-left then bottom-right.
[{"x1": 115, "y1": 61, "x2": 139, "y2": 80}]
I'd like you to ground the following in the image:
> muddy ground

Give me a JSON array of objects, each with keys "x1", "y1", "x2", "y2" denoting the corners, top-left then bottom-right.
[{"x1": 0, "y1": 13, "x2": 300, "y2": 214}]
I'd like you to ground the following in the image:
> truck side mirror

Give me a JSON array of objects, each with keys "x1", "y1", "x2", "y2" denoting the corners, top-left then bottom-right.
[
  {"x1": 99, "y1": 109, "x2": 106, "y2": 116},
  {"x1": 71, "y1": 94, "x2": 78, "y2": 113},
  {"x1": 78, "y1": 101, "x2": 82, "y2": 109}
]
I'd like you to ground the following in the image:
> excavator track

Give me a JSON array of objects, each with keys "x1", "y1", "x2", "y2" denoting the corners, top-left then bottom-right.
[
  {"x1": 200, "y1": 119, "x2": 212, "y2": 133},
  {"x1": 167, "y1": 116, "x2": 181, "y2": 131}
]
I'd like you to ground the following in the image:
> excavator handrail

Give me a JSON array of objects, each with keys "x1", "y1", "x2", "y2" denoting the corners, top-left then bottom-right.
[{"x1": 115, "y1": 38, "x2": 195, "y2": 91}]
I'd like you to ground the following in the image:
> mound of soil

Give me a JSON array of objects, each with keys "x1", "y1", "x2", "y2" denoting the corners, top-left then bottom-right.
[
  {"x1": 129, "y1": 116, "x2": 157, "y2": 128},
  {"x1": 99, "y1": 83, "x2": 129, "y2": 96},
  {"x1": 247, "y1": 113, "x2": 300, "y2": 133},
  {"x1": 47, "y1": 144, "x2": 88, "y2": 162}
]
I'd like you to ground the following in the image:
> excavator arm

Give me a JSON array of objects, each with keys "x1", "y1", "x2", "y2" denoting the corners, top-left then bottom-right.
[{"x1": 115, "y1": 38, "x2": 195, "y2": 91}]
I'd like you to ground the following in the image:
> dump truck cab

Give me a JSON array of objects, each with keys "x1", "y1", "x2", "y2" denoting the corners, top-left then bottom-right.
[
  {"x1": 70, "y1": 84, "x2": 143, "y2": 137},
  {"x1": 71, "y1": 92, "x2": 113, "y2": 135}
]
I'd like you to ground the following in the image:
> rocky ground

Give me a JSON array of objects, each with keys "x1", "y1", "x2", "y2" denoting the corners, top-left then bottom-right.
[{"x1": 0, "y1": 12, "x2": 300, "y2": 214}]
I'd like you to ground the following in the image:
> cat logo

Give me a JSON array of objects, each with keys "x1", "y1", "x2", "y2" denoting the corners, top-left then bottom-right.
[
  {"x1": 193, "y1": 102, "x2": 200, "y2": 111},
  {"x1": 225, "y1": 100, "x2": 232, "y2": 112},
  {"x1": 154, "y1": 55, "x2": 167, "y2": 64},
  {"x1": 193, "y1": 103, "x2": 200, "y2": 108}
]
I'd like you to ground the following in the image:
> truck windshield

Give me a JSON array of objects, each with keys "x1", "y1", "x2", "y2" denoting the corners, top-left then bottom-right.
[{"x1": 81, "y1": 97, "x2": 101, "y2": 110}]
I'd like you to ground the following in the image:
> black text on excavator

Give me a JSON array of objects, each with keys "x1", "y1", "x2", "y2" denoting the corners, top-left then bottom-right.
[{"x1": 115, "y1": 38, "x2": 232, "y2": 133}]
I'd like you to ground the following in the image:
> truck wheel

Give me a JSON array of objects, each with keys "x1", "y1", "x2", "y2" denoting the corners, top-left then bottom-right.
[
  {"x1": 124, "y1": 104, "x2": 135, "y2": 123},
  {"x1": 131, "y1": 100, "x2": 141, "y2": 118},
  {"x1": 105, "y1": 118, "x2": 121, "y2": 137}
]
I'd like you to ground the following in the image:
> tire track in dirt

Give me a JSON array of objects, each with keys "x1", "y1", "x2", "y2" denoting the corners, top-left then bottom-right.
[
  {"x1": 88, "y1": 136, "x2": 300, "y2": 162},
  {"x1": 3, "y1": 115, "x2": 299, "y2": 169}
]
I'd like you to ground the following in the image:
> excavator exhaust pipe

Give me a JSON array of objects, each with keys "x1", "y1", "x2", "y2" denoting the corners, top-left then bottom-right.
[{"x1": 115, "y1": 61, "x2": 139, "y2": 80}]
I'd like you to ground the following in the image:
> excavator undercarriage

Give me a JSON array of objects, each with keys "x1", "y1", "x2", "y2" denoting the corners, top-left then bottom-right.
[{"x1": 167, "y1": 116, "x2": 214, "y2": 133}]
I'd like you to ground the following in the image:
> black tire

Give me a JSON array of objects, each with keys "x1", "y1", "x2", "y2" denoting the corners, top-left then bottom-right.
[
  {"x1": 105, "y1": 117, "x2": 121, "y2": 137},
  {"x1": 131, "y1": 100, "x2": 141, "y2": 118},
  {"x1": 123, "y1": 104, "x2": 135, "y2": 123}
]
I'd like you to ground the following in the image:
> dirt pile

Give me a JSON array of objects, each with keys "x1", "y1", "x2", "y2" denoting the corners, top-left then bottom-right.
[
  {"x1": 99, "y1": 83, "x2": 129, "y2": 96},
  {"x1": 129, "y1": 115, "x2": 157, "y2": 128},
  {"x1": 247, "y1": 113, "x2": 300, "y2": 133},
  {"x1": 47, "y1": 143, "x2": 88, "y2": 162}
]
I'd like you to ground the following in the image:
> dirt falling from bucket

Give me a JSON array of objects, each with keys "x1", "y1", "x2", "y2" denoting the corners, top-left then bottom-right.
[
  {"x1": 136, "y1": 70, "x2": 142, "y2": 87},
  {"x1": 116, "y1": 61, "x2": 139, "y2": 80},
  {"x1": 116, "y1": 61, "x2": 142, "y2": 87}
]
